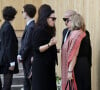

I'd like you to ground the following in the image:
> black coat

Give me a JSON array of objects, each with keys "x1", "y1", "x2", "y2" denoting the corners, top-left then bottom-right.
[
  {"x1": 62, "y1": 29, "x2": 92, "y2": 90},
  {"x1": 32, "y1": 27, "x2": 58, "y2": 90},
  {"x1": 74, "y1": 31, "x2": 92, "y2": 90},
  {"x1": 0, "y1": 21, "x2": 19, "y2": 74},
  {"x1": 62, "y1": 28, "x2": 70, "y2": 47},
  {"x1": 19, "y1": 21, "x2": 35, "y2": 77},
  {"x1": 62, "y1": 29, "x2": 92, "y2": 67}
]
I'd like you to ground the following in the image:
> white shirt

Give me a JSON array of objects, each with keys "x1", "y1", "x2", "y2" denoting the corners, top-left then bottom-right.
[
  {"x1": 26, "y1": 19, "x2": 34, "y2": 26},
  {"x1": 64, "y1": 30, "x2": 70, "y2": 43}
]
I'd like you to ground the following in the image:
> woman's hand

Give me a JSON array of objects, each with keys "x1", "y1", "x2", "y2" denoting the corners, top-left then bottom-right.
[
  {"x1": 28, "y1": 72, "x2": 32, "y2": 79},
  {"x1": 49, "y1": 37, "x2": 57, "y2": 46},
  {"x1": 9, "y1": 66, "x2": 15, "y2": 71},
  {"x1": 31, "y1": 56, "x2": 34, "y2": 64},
  {"x1": 39, "y1": 37, "x2": 57, "y2": 53},
  {"x1": 67, "y1": 72, "x2": 73, "y2": 80}
]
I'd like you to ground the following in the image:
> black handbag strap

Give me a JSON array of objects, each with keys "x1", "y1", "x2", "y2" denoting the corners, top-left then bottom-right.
[
  {"x1": 65, "y1": 80, "x2": 74, "y2": 90},
  {"x1": 65, "y1": 80, "x2": 69, "y2": 90}
]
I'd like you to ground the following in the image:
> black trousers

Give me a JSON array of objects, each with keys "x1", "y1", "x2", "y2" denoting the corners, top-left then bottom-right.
[
  {"x1": 24, "y1": 76, "x2": 32, "y2": 90},
  {"x1": 0, "y1": 73, "x2": 13, "y2": 90},
  {"x1": 74, "y1": 57, "x2": 91, "y2": 90},
  {"x1": 23, "y1": 61, "x2": 32, "y2": 90}
]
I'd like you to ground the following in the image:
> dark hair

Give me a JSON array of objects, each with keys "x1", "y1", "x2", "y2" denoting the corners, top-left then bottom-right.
[
  {"x1": 3, "y1": 6, "x2": 17, "y2": 21},
  {"x1": 36, "y1": 4, "x2": 56, "y2": 36},
  {"x1": 23, "y1": 4, "x2": 36, "y2": 18}
]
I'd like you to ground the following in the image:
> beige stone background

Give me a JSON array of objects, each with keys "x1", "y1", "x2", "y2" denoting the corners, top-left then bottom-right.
[{"x1": 0, "y1": 0, "x2": 100, "y2": 90}]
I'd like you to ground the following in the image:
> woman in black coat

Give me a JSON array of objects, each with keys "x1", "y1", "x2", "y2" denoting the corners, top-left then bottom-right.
[
  {"x1": 61, "y1": 14, "x2": 92, "y2": 90},
  {"x1": 0, "y1": 6, "x2": 19, "y2": 90},
  {"x1": 74, "y1": 30, "x2": 92, "y2": 90},
  {"x1": 32, "y1": 4, "x2": 58, "y2": 90}
]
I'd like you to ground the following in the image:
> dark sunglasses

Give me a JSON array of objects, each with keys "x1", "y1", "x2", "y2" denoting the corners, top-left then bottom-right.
[
  {"x1": 63, "y1": 18, "x2": 71, "y2": 22},
  {"x1": 21, "y1": 11, "x2": 24, "y2": 13},
  {"x1": 49, "y1": 17, "x2": 56, "y2": 21}
]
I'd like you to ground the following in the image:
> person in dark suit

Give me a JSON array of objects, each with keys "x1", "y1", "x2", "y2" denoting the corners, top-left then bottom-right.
[
  {"x1": 62, "y1": 10, "x2": 77, "y2": 46},
  {"x1": 17, "y1": 4, "x2": 36, "y2": 90},
  {"x1": 32, "y1": 4, "x2": 58, "y2": 90},
  {"x1": 0, "y1": 6, "x2": 19, "y2": 90}
]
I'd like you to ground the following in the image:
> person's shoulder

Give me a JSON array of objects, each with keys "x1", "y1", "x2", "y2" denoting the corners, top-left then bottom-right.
[
  {"x1": 85, "y1": 30, "x2": 90, "y2": 37},
  {"x1": 2, "y1": 21, "x2": 10, "y2": 27},
  {"x1": 29, "y1": 20, "x2": 35, "y2": 27},
  {"x1": 82, "y1": 30, "x2": 91, "y2": 43},
  {"x1": 63, "y1": 28, "x2": 68, "y2": 31},
  {"x1": 28, "y1": 21, "x2": 35, "y2": 30},
  {"x1": 33, "y1": 27, "x2": 43, "y2": 35},
  {"x1": 1, "y1": 21, "x2": 12, "y2": 32},
  {"x1": 63, "y1": 28, "x2": 68, "y2": 33},
  {"x1": 32, "y1": 27, "x2": 46, "y2": 40}
]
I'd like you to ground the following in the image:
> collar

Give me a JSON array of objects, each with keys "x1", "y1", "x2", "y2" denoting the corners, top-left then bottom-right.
[{"x1": 26, "y1": 19, "x2": 34, "y2": 26}]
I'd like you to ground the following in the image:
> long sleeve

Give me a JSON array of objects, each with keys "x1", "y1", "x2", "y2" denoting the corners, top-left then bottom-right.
[
  {"x1": 4, "y1": 26, "x2": 18, "y2": 64},
  {"x1": 19, "y1": 26, "x2": 34, "y2": 60},
  {"x1": 32, "y1": 29, "x2": 50, "y2": 54},
  {"x1": 32, "y1": 28, "x2": 58, "y2": 65}
]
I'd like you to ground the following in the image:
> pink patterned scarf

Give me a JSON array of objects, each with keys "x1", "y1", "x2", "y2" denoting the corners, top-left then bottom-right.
[{"x1": 61, "y1": 30, "x2": 86, "y2": 90}]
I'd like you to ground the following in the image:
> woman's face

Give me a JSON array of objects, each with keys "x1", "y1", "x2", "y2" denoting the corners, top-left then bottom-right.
[
  {"x1": 47, "y1": 13, "x2": 56, "y2": 27},
  {"x1": 67, "y1": 17, "x2": 72, "y2": 30}
]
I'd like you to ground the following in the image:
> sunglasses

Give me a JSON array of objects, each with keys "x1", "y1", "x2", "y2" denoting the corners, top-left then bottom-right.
[
  {"x1": 49, "y1": 17, "x2": 57, "y2": 21},
  {"x1": 21, "y1": 11, "x2": 24, "y2": 13},
  {"x1": 63, "y1": 18, "x2": 71, "y2": 22}
]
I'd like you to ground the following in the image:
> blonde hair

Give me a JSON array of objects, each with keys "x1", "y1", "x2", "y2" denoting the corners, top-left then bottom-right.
[
  {"x1": 65, "y1": 10, "x2": 77, "y2": 17},
  {"x1": 70, "y1": 14, "x2": 86, "y2": 31}
]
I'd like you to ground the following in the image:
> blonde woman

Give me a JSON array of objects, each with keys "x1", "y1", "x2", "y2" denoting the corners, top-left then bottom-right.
[{"x1": 61, "y1": 14, "x2": 92, "y2": 90}]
